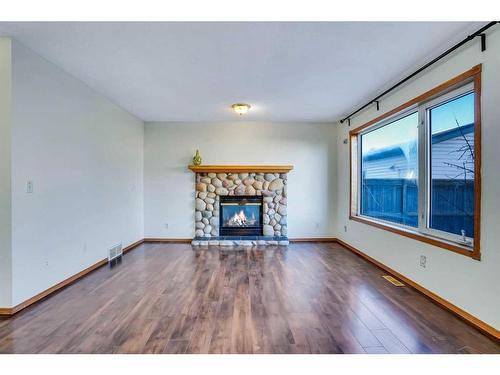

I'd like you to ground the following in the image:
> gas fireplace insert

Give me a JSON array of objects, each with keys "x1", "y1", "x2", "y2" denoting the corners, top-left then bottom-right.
[{"x1": 219, "y1": 196, "x2": 263, "y2": 236}]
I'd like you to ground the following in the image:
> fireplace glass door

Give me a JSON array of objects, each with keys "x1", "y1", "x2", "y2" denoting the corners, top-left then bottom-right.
[{"x1": 220, "y1": 196, "x2": 263, "y2": 236}]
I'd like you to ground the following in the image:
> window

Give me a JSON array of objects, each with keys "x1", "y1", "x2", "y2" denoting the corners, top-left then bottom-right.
[
  {"x1": 350, "y1": 66, "x2": 481, "y2": 259},
  {"x1": 360, "y1": 111, "x2": 419, "y2": 227}
]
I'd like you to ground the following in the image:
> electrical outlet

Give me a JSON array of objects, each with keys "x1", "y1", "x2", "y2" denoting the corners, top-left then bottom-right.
[
  {"x1": 44, "y1": 260, "x2": 49, "y2": 268},
  {"x1": 420, "y1": 255, "x2": 427, "y2": 268},
  {"x1": 26, "y1": 180, "x2": 34, "y2": 193},
  {"x1": 165, "y1": 223, "x2": 169, "y2": 229},
  {"x1": 344, "y1": 225, "x2": 348, "y2": 232}
]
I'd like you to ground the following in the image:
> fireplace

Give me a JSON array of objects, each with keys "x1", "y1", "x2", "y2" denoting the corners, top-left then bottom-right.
[{"x1": 219, "y1": 196, "x2": 263, "y2": 236}]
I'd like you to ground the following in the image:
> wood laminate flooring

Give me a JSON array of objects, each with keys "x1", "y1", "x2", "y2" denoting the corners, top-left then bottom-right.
[{"x1": 0, "y1": 242, "x2": 498, "y2": 354}]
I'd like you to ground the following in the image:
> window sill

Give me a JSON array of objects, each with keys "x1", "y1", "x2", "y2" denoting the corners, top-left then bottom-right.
[{"x1": 349, "y1": 215, "x2": 480, "y2": 260}]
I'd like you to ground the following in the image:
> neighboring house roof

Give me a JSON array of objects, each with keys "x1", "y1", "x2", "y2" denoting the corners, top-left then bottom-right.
[{"x1": 362, "y1": 123, "x2": 474, "y2": 180}]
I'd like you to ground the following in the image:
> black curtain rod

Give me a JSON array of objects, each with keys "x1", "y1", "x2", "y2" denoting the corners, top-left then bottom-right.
[{"x1": 340, "y1": 21, "x2": 499, "y2": 124}]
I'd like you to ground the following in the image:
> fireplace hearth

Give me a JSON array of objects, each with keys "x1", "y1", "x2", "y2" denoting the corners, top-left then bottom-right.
[{"x1": 220, "y1": 196, "x2": 263, "y2": 236}]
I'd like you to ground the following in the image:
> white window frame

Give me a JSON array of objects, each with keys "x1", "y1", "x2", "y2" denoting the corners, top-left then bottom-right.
[{"x1": 356, "y1": 82, "x2": 475, "y2": 249}]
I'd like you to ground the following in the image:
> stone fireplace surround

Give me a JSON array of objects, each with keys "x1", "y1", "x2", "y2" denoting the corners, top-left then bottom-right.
[{"x1": 189, "y1": 165, "x2": 292, "y2": 246}]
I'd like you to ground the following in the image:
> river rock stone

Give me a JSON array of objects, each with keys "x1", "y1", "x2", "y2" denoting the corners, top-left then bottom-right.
[
  {"x1": 238, "y1": 173, "x2": 249, "y2": 180},
  {"x1": 196, "y1": 182, "x2": 207, "y2": 192},
  {"x1": 263, "y1": 214, "x2": 270, "y2": 224},
  {"x1": 202, "y1": 217, "x2": 209, "y2": 225},
  {"x1": 222, "y1": 179, "x2": 234, "y2": 188},
  {"x1": 208, "y1": 173, "x2": 216, "y2": 178},
  {"x1": 268, "y1": 178, "x2": 284, "y2": 191},
  {"x1": 215, "y1": 187, "x2": 229, "y2": 196},
  {"x1": 277, "y1": 205, "x2": 287, "y2": 216},
  {"x1": 245, "y1": 185, "x2": 256, "y2": 195},
  {"x1": 202, "y1": 210, "x2": 212, "y2": 219},
  {"x1": 253, "y1": 180, "x2": 263, "y2": 190},
  {"x1": 195, "y1": 229, "x2": 204, "y2": 237},
  {"x1": 235, "y1": 185, "x2": 245, "y2": 195},
  {"x1": 207, "y1": 192, "x2": 216, "y2": 198},
  {"x1": 262, "y1": 190, "x2": 275, "y2": 197},
  {"x1": 201, "y1": 177, "x2": 211, "y2": 184},
  {"x1": 196, "y1": 222, "x2": 205, "y2": 229},
  {"x1": 195, "y1": 198, "x2": 206, "y2": 211},
  {"x1": 212, "y1": 178, "x2": 222, "y2": 188},
  {"x1": 206, "y1": 203, "x2": 214, "y2": 211},
  {"x1": 216, "y1": 173, "x2": 227, "y2": 180},
  {"x1": 264, "y1": 173, "x2": 275, "y2": 182},
  {"x1": 205, "y1": 197, "x2": 215, "y2": 205},
  {"x1": 204, "y1": 225, "x2": 212, "y2": 234},
  {"x1": 209, "y1": 216, "x2": 219, "y2": 226},
  {"x1": 263, "y1": 225, "x2": 274, "y2": 236},
  {"x1": 195, "y1": 211, "x2": 202, "y2": 221},
  {"x1": 207, "y1": 184, "x2": 216, "y2": 193},
  {"x1": 243, "y1": 177, "x2": 255, "y2": 186},
  {"x1": 198, "y1": 192, "x2": 208, "y2": 200}
]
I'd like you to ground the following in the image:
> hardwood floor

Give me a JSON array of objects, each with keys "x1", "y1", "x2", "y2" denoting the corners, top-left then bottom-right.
[{"x1": 0, "y1": 242, "x2": 498, "y2": 354}]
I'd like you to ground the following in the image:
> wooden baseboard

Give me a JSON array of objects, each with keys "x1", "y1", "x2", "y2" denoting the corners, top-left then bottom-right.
[
  {"x1": 0, "y1": 238, "x2": 144, "y2": 317},
  {"x1": 289, "y1": 237, "x2": 337, "y2": 243},
  {"x1": 123, "y1": 239, "x2": 145, "y2": 253},
  {"x1": 144, "y1": 238, "x2": 192, "y2": 243},
  {"x1": 334, "y1": 238, "x2": 500, "y2": 342}
]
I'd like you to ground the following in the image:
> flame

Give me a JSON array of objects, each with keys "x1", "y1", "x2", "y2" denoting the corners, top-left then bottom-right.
[{"x1": 227, "y1": 209, "x2": 257, "y2": 227}]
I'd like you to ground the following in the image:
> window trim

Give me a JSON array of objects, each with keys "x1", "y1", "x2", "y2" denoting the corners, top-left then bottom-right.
[{"x1": 349, "y1": 65, "x2": 482, "y2": 260}]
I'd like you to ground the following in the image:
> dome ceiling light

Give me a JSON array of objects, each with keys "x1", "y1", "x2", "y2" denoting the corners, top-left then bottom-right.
[{"x1": 231, "y1": 103, "x2": 251, "y2": 115}]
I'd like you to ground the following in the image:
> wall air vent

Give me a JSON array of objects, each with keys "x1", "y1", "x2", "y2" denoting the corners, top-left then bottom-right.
[{"x1": 108, "y1": 243, "x2": 123, "y2": 262}]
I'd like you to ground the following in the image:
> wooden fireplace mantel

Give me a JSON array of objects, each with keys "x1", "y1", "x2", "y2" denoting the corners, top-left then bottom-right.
[{"x1": 188, "y1": 165, "x2": 294, "y2": 173}]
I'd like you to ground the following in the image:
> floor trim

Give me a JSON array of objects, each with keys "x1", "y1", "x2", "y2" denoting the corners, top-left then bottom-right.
[
  {"x1": 289, "y1": 237, "x2": 337, "y2": 243},
  {"x1": 334, "y1": 238, "x2": 500, "y2": 342},
  {"x1": 144, "y1": 238, "x2": 192, "y2": 243},
  {"x1": 0, "y1": 239, "x2": 144, "y2": 317}
]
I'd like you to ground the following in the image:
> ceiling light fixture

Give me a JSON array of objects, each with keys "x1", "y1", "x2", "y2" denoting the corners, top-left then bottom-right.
[{"x1": 231, "y1": 103, "x2": 251, "y2": 115}]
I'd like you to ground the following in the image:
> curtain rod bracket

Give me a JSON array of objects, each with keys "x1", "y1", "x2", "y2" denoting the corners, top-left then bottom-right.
[{"x1": 479, "y1": 33, "x2": 486, "y2": 51}]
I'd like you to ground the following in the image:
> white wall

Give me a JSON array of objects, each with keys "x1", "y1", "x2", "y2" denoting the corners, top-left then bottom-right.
[
  {"x1": 335, "y1": 27, "x2": 500, "y2": 329},
  {"x1": 0, "y1": 38, "x2": 12, "y2": 307},
  {"x1": 144, "y1": 121, "x2": 337, "y2": 239},
  {"x1": 9, "y1": 41, "x2": 145, "y2": 306}
]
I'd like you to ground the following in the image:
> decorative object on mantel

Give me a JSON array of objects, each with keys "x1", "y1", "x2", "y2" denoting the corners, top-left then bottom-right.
[
  {"x1": 189, "y1": 165, "x2": 293, "y2": 247},
  {"x1": 192, "y1": 149, "x2": 202, "y2": 166}
]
